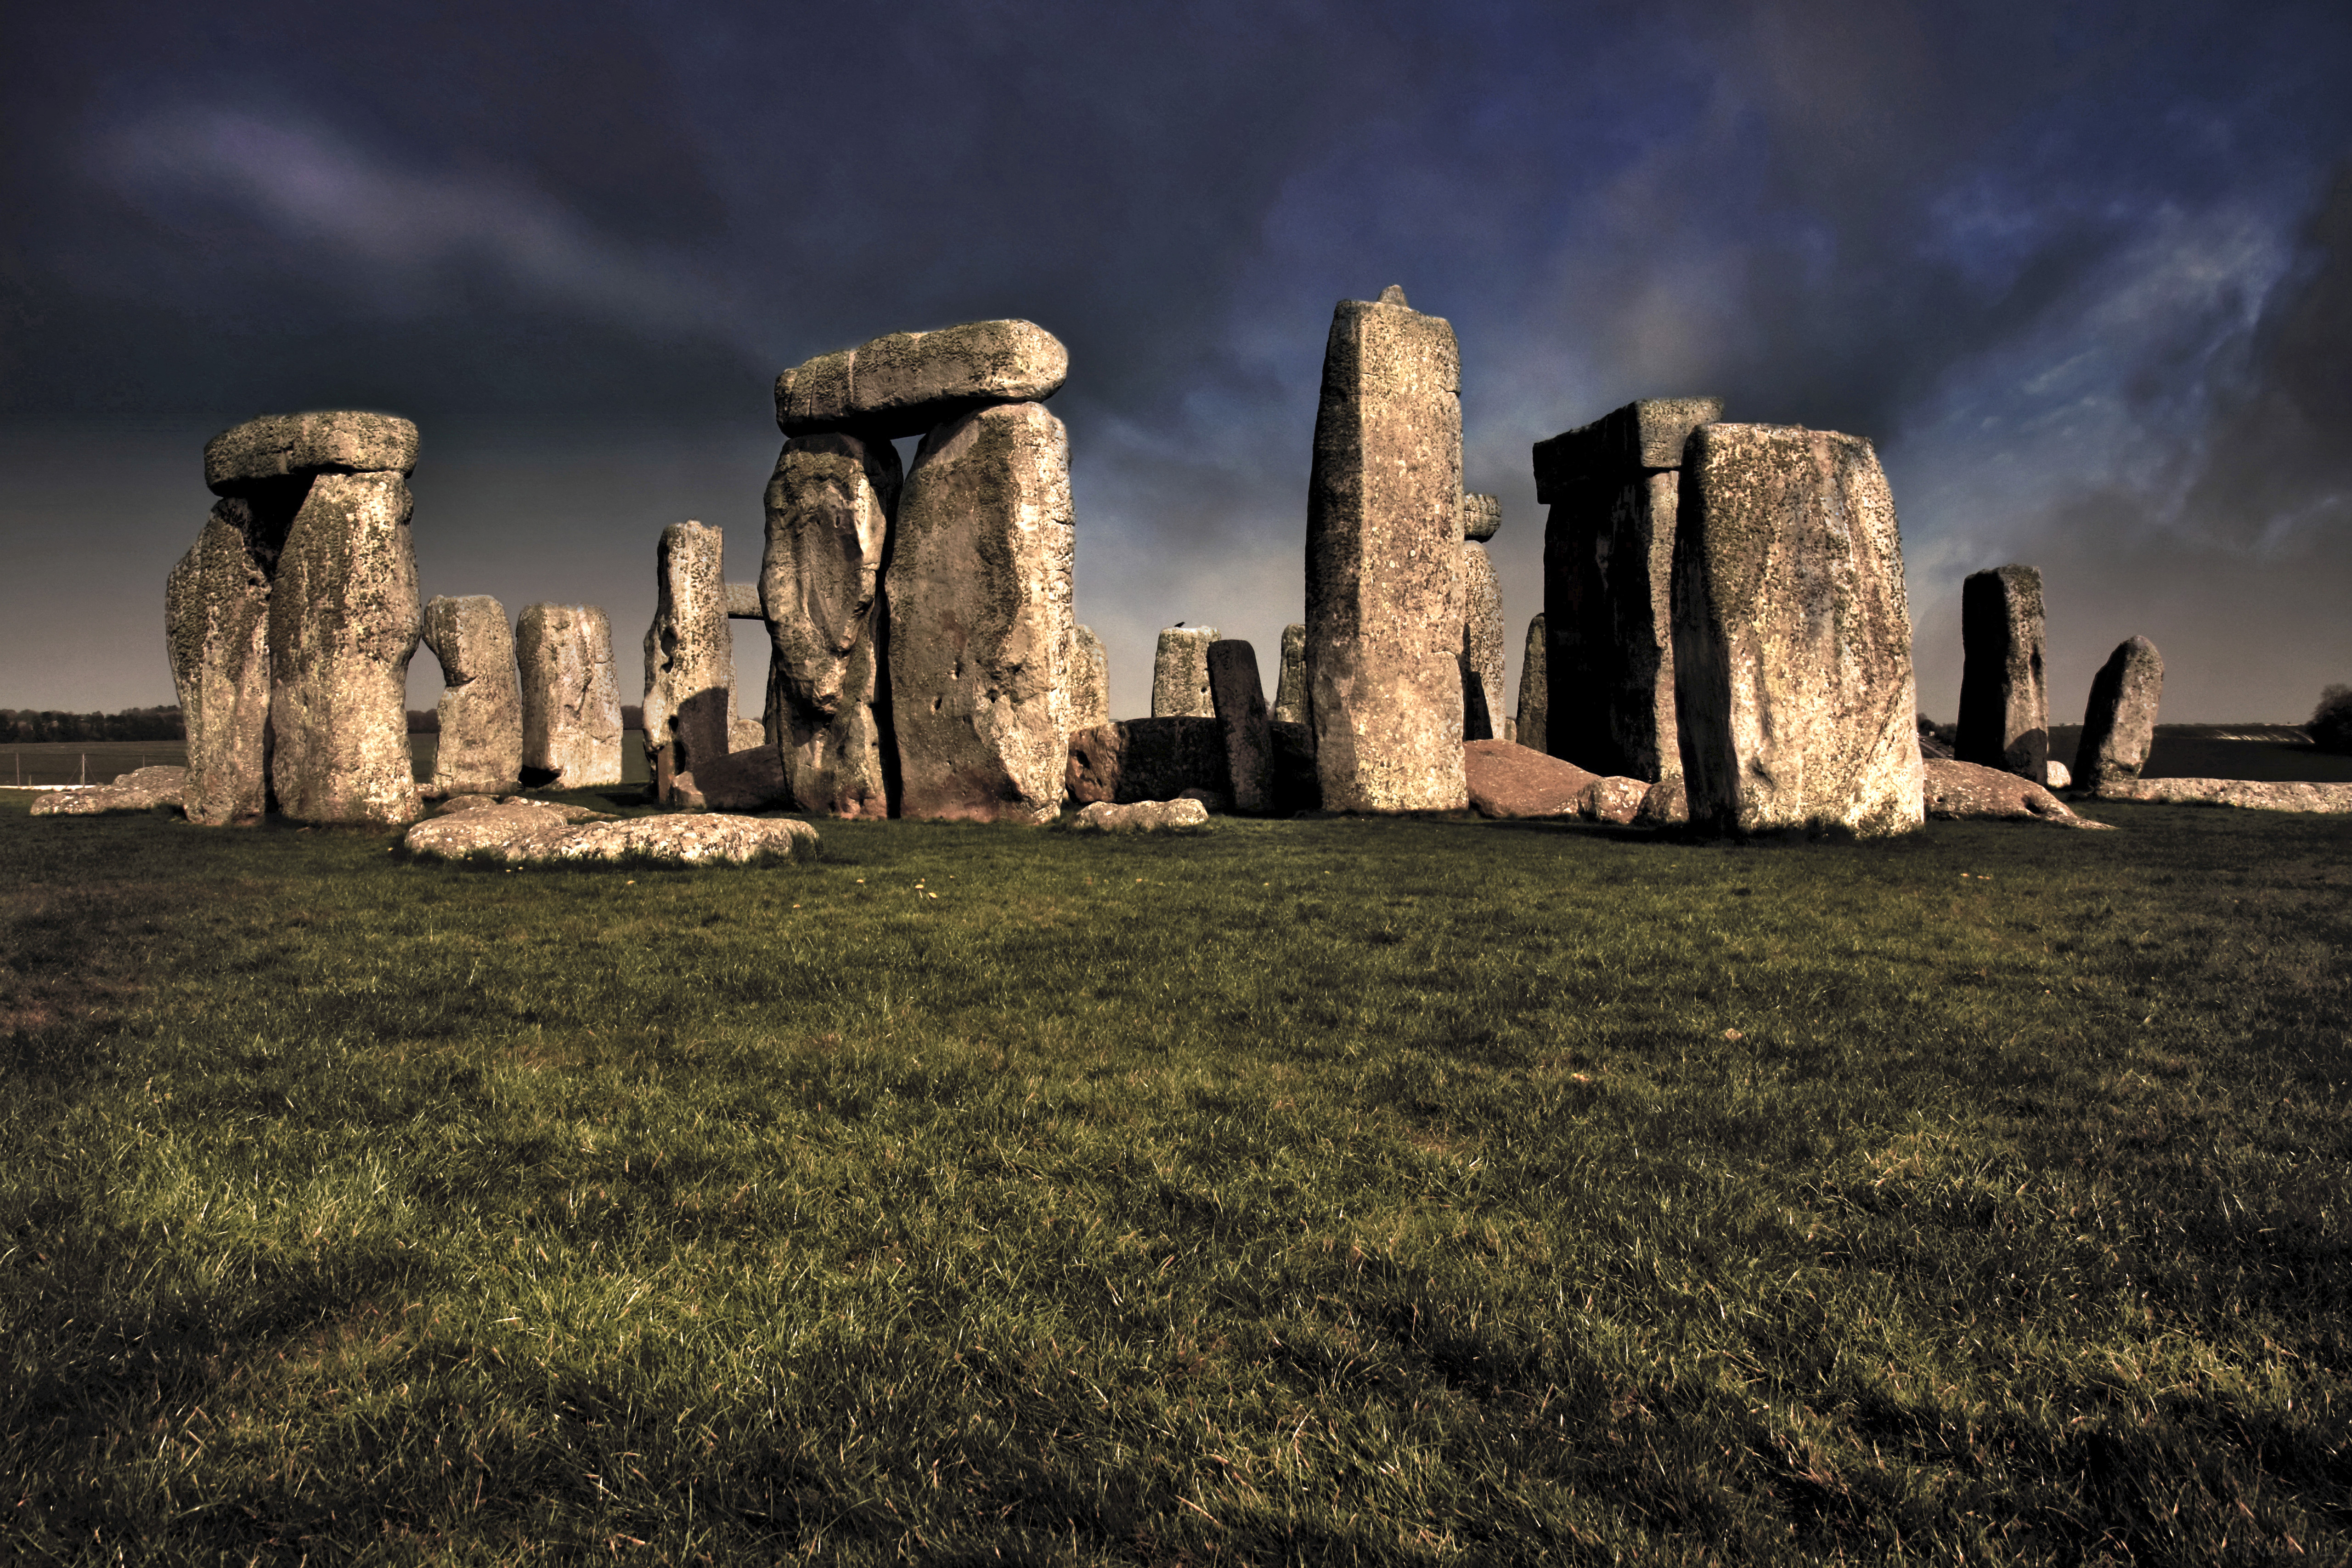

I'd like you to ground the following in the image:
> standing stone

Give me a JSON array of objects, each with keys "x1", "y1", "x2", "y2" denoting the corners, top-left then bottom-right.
[
  {"x1": 643, "y1": 520, "x2": 736, "y2": 803},
  {"x1": 1460, "y1": 530, "x2": 1505, "y2": 740},
  {"x1": 165, "y1": 500, "x2": 275, "y2": 826},
  {"x1": 1515, "y1": 613, "x2": 1548, "y2": 756},
  {"x1": 1207, "y1": 639, "x2": 1276, "y2": 814},
  {"x1": 1670, "y1": 424, "x2": 1922, "y2": 837},
  {"x1": 1303, "y1": 285, "x2": 1466, "y2": 813},
  {"x1": 1152, "y1": 626, "x2": 1220, "y2": 718},
  {"x1": 1956, "y1": 563, "x2": 2049, "y2": 782},
  {"x1": 886, "y1": 401, "x2": 1074, "y2": 823},
  {"x1": 2073, "y1": 635, "x2": 2164, "y2": 792},
  {"x1": 1069, "y1": 625, "x2": 1111, "y2": 733},
  {"x1": 421, "y1": 595, "x2": 522, "y2": 797},
  {"x1": 761, "y1": 433, "x2": 902, "y2": 818},
  {"x1": 517, "y1": 604, "x2": 624, "y2": 788},
  {"x1": 1535, "y1": 398, "x2": 1720, "y2": 779},
  {"x1": 1272, "y1": 622, "x2": 1311, "y2": 726}
]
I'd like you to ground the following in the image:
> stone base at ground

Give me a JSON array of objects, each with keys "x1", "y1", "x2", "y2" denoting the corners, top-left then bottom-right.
[
  {"x1": 2094, "y1": 778, "x2": 2352, "y2": 813},
  {"x1": 1463, "y1": 739, "x2": 1647, "y2": 822},
  {"x1": 1271, "y1": 722, "x2": 1321, "y2": 814},
  {"x1": 29, "y1": 766, "x2": 188, "y2": 817},
  {"x1": 1924, "y1": 759, "x2": 2108, "y2": 828},
  {"x1": 1070, "y1": 799, "x2": 1212, "y2": 833},
  {"x1": 403, "y1": 799, "x2": 817, "y2": 863}
]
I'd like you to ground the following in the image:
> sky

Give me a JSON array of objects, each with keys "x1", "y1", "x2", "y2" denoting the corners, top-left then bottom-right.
[{"x1": 2, "y1": 0, "x2": 2348, "y2": 727}]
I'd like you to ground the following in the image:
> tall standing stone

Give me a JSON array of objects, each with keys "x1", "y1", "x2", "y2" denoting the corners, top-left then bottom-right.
[
  {"x1": 886, "y1": 401, "x2": 1074, "y2": 823},
  {"x1": 517, "y1": 604, "x2": 624, "y2": 788},
  {"x1": 1069, "y1": 625, "x2": 1111, "y2": 733},
  {"x1": 1956, "y1": 563, "x2": 2048, "y2": 782},
  {"x1": 1207, "y1": 639, "x2": 1275, "y2": 814},
  {"x1": 166, "y1": 499, "x2": 276, "y2": 826},
  {"x1": 643, "y1": 519, "x2": 736, "y2": 802},
  {"x1": 1514, "y1": 613, "x2": 1548, "y2": 756},
  {"x1": 1272, "y1": 623, "x2": 1310, "y2": 725},
  {"x1": 761, "y1": 433, "x2": 902, "y2": 818},
  {"x1": 1152, "y1": 626, "x2": 1220, "y2": 718},
  {"x1": 1670, "y1": 424, "x2": 1922, "y2": 837},
  {"x1": 421, "y1": 595, "x2": 522, "y2": 797},
  {"x1": 1534, "y1": 398, "x2": 1720, "y2": 778},
  {"x1": 1459, "y1": 494, "x2": 1505, "y2": 742},
  {"x1": 1303, "y1": 285, "x2": 1466, "y2": 813},
  {"x1": 2074, "y1": 635, "x2": 2164, "y2": 792}
]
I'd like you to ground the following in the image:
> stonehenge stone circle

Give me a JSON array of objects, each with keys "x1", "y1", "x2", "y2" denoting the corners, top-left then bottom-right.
[
  {"x1": 421, "y1": 595, "x2": 523, "y2": 797},
  {"x1": 1957, "y1": 563, "x2": 2048, "y2": 782},
  {"x1": 1152, "y1": 626, "x2": 1220, "y2": 718},
  {"x1": 643, "y1": 519, "x2": 738, "y2": 802},
  {"x1": 1303, "y1": 285, "x2": 1466, "y2": 813},
  {"x1": 1069, "y1": 625, "x2": 1112, "y2": 734},
  {"x1": 2073, "y1": 635, "x2": 2164, "y2": 792},
  {"x1": 1459, "y1": 505, "x2": 1505, "y2": 741},
  {"x1": 776, "y1": 320, "x2": 1069, "y2": 440},
  {"x1": 1272, "y1": 622, "x2": 1311, "y2": 726},
  {"x1": 1535, "y1": 397, "x2": 1720, "y2": 779},
  {"x1": 886, "y1": 401, "x2": 1075, "y2": 823},
  {"x1": 1207, "y1": 639, "x2": 1276, "y2": 814},
  {"x1": 517, "y1": 604, "x2": 624, "y2": 788},
  {"x1": 761, "y1": 432, "x2": 903, "y2": 817},
  {"x1": 1670, "y1": 424, "x2": 1923, "y2": 837},
  {"x1": 166, "y1": 500, "x2": 276, "y2": 826},
  {"x1": 1514, "y1": 613, "x2": 1547, "y2": 756}
]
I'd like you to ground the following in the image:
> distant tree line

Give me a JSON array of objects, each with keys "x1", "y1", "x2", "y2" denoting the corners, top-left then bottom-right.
[{"x1": 0, "y1": 705, "x2": 186, "y2": 743}]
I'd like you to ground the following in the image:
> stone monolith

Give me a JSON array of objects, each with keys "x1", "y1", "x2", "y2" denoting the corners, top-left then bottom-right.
[
  {"x1": 1670, "y1": 423, "x2": 1922, "y2": 837},
  {"x1": 1272, "y1": 623, "x2": 1310, "y2": 726},
  {"x1": 1460, "y1": 522, "x2": 1504, "y2": 741},
  {"x1": 886, "y1": 401, "x2": 1074, "y2": 822},
  {"x1": 517, "y1": 604, "x2": 624, "y2": 788},
  {"x1": 643, "y1": 519, "x2": 736, "y2": 802},
  {"x1": 1957, "y1": 563, "x2": 2048, "y2": 782},
  {"x1": 166, "y1": 499, "x2": 275, "y2": 826},
  {"x1": 421, "y1": 595, "x2": 522, "y2": 797},
  {"x1": 1303, "y1": 285, "x2": 1466, "y2": 812},
  {"x1": 1207, "y1": 639, "x2": 1275, "y2": 813},
  {"x1": 1152, "y1": 626, "x2": 1219, "y2": 718},
  {"x1": 776, "y1": 320, "x2": 1069, "y2": 440},
  {"x1": 761, "y1": 432, "x2": 902, "y2": 818},
  {"x1": 2073, "y1": 635, "x2": 2164, "y2": 792},
  {"x1": 1069, "y1": 625, "x2": 1111, "y2": 733},
  {"x1": 1535, "y1": 398, "x2": 1720, "y2": 780},
  {"x1": 1515, "y1": 613, "x2": 1547, "y2": 756}
]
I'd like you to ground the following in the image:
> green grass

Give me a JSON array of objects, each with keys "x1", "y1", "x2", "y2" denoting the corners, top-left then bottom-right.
[{"x1": 2, "y1": 798, "x2": 2348, "y2": 1563}]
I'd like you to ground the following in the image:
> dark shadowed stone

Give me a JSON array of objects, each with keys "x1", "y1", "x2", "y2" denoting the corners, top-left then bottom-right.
[
  {"x1": 1207, "y1": 640, "x2": 1276, "y2": 813},
  {"x1": 683, "y1": 745, "x2": 792, "y2": 812},
  {"x1": 1271, "y1": 722, "x2": 1321, "y2": 814},
  {"x1": 422, "y1": 595, "x2": 522, "y2": 797},
  {"x1": 1065, "y1": 718, "x2": 1230, "y2": 806},
  {"x1": 517, "y1": 604, "x2": 624, "y2": 788},
  {"x1": 1304, "y1": 287, "x2": 1466, "y2": 812},
  {"x1": 1069, "y1": 625, "x2": 1111, "y2": 733},
  {"x1": 775, "y1": 320, "x2": 1069, "y2": 440},
  {"x1": 1957, "y1": 563, "x2": 2048, "y2": 782},
  {"x1": 1670, "y1": 424, "x2": 1922, "y2": 837},
  {"x1": 1461, "y1": 539, "x2": 1504, "y2": 740},
  {"x1": 761, "y1": 433, "x2": 901, "y2": 818},
  {"x1": 643, "y1": 520, "x2": 736, "y2": 801},
  {"x1": 2073, "y1": 635, "x2": 2165, "y2": 792},
  {"x1": 886, "y1": 402, "x2": 1074, "y2": 822},
  {"x1": 1924, "y1": 757, "x2": 2108, "y2": 828},
  {"x1": 1272, "y1": 623, "x2": 1310, "y2": 726},
  {"x1": 1152, "y1": 626, "x2": 1219, "y2": 717},
  {"x1": 1532, "y1": 398, "x2": 1722, "y2": 499},
  {"x1": 1515, "y1": 614, "x2": 1547, "y2": 756},
  {"x1": 204, "y1": 411, "x2": 419, "y2": 494},
  {"x1": 166, "y1": 500, "x2": 275, "y2": 826}
]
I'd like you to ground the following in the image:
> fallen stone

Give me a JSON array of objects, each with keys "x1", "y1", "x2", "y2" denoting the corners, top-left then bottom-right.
[
  {"x1": 1065, "y1": 718, "x2": 1230, "y2": 806},
  {"x1": 203, "y1": 411, "x2": 419, "y2": 493},
  {"x1": 400, "y1": 798, "x2": 587, "y2": 859},
  {"x1": 1515, "y1": 613, "x2": 1547, "y2": 755},
  {"x1": 516, "y1": 604, "x2": 624, "y2": 789},
  {"x1": 1924, "y1": 758, "x2": 2108, "y2": 827},
  {"x1": 422, "y1": 594, "x2": 522, "y2": 797},
  {"x1": 1464, "y1": 739, "x2": 1600, "y2": 819},
  {"x1": 29, "y1": 766, "x2": 189, "y2": 817},
  {"x1": 2095, "y1": 778, "x2": 2352, "y2": 813},
  {"x1": 1636, "y1": 778, "x2": 1689, "y2": 827},
  {"x1": 1671, "y1": 424, "x2": 1922, "y2": 837},
  {"x1": 886, "y1": 401, "x2": 1074, "y2": 823},
  {"x1": 166, "y1": 499, "x2": 275, "y2": 826},
  {"x1": 1461, "y1": 538, "x2": 1505, "y2": 740},
  {"x1": 1272, "y1": 623, "x2": 1311, "y2": 726},
  {"x1": 1461, "y1": 491, "x2": 1501, "y2": 542},
  {"x1": 685, "y1": 745, "x2": 793, "y2": 812},
  {"x1": 1305, "y1": 285, "x2": 1467, "y2": 812},
  {"x1": 403, "y1": 801, "x2": 816, "y2": 863},
  {"x1": 1152, "y1": 626, "x2": 1219, "y2": 718},
  {"x1": 1957, "y1": 563, "x2": 2048, "y2": 782},
  {"x1": 776, "y1": 320, "x2": 1069, "y2": 440},
  {"x1": 2073, "y1": 635, "x2": 2164, "y2": 792},
  {"x1": 1069, "y1": 625, "x2": 1112, "y2": 734},
  {"x1": 1070, "y1": 798, "x2": 1212, "y2": 834},
  {"x1": 1207, "y1": 639, "x2": 1276, "y2": 813},
  {"x1": 643, "y1": 519, "x2": 737, "y2": 801}
]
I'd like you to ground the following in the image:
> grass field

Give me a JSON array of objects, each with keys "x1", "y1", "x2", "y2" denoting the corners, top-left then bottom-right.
[{"x1": 2, "y1": 795, "x2": 2348, "y2": 1563}]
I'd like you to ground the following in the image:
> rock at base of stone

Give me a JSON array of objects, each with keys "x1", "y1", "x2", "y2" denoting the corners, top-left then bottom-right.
[
  {"x1": 1272, "y1": 623, "x2": 1311, "y2": 726},
  {"x1": 1515, "y1": 613, "x2": 1547, "y2": 756},
  {"x1": 1152, "y1": 626, "x2": 1220, "y2": 718},
  {"x1": 1924, "y1": 759, "x2": 2107, "y2": 828},
  {"x1": 403, "y1": 800, "x2": 816, "y2": 863},
  {"x1": 2074, "y1": 635, "x2": 2164, "y2": 792},
  {"x1": 30, "y1": 766, "x2": 189, "y2": 817},
  {"x1": 1066, "y1": 718, "x2": 1231, "y2": 806},
  {"x1": 167, "y1": 502, "x2": 275, "y2": 826},
  {"x1": 1069, "y1": 625, "x2": 1112, "y2": 733},
  {"x1": 2045, "y1": 759, "x2": 2072, "y2": 790},
  {"x1": 1461, "y1": 540, "x2": 1504, "y2": 741},
  {"x1": 423, "y1": 594, "x2": 523, "y2": 797},
  {"x1": 1636, "y1": 778, "x2": 1689, "y2": 828},
  {"x1": 516, "y1": 604, "x2": 625, "y2": 789},
  {"x1": 1582, "y1": 775, "x2": 1648, "y2": 824},
  {"x1": 685, "y1": 745, "x2": 793, "y2": 812},
  {"x1": 1071, "y1": 798, "x2": 1213, "y2": 834},
  {"x1": 1464, "y1": 739, "x2": 1598, "y2": 818},
  {"x1": 1956, "y1": 563, "x2": 2048, "y2": 782},
  {"x1": 1207, "y1": 640, "x2": 1276, "y2": 813},
  {"x1": 1271, "y1": 722, "x2": 1321, "y2": 814},
  {"x1": 2095, "y1": 778, "x2": 2352, "y2": 813}
]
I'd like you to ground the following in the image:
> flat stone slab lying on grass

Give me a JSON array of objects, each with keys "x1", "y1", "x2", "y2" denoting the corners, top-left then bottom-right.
[
  {"x1": 403, "y1": 798, "x2": 818, "y2": 863},
  {"x1": 30, "y1": 766, "x2": 188, "y2": 816},
  {"x1": 1070, "y1": 799, "x2": 1213, "y2": 833},
  {"x1": 2094, "y1": 778, "x2": 2352, "y2": 813},
  {"x1": 1463, "y1": 739, "x2": 1647, "y2": 823},
  {"x1": 1923, "y1": 759, "x2": 2109, "y2": 828}
]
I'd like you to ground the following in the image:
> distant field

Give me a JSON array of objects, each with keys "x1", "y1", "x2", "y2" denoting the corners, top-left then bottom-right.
[
  {"x1": 3, "y1": 732, "x2": 655, "y2": 789},
  {"x1": 2048, "y1": 725, "x2": 2352, "y2": 784}
]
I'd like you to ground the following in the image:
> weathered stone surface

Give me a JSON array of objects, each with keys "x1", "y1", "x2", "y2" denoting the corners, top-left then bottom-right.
[
  {"x1": 725, "y1": 582, "x2": 762, "y2": 618},
  {"x1": 267, "y1": 472, "x2": 423, "y2": 826},
  {"x1": 1461, "y1": 540, "x2": 1505, "y2": 741},
  {"x1": 2095, "y1": 778, "x2": 2352, "y2": 812},
  {"x1": 403, "y1": 801, "x2": 816, "y2": 863},
  {"x1": 2073, "y1": 635, "x2": 2164, "y2": 792},
  {"x1": 1304, "y1": 286, "x2": 1466, "y2": 812},
  {"x1": 1070, "y1": 798, "x2": 1212, "y2": 834},
  {"x1": 30, "y1": 767, "x2": 188, "y2": 817},
  {"x1": 204, "y1": 411, "x2": 419, "y2": 494},
  {"x1": 1069, "y1": 625, "x2": 1111, "y2": 733},
  {"x1": 760, "y1": 431, "x2": 901, "y2": 818},
  {"x1": 1065, "y1": 718, "x2": 1230, "y2": 806},
  {"x1": 1272, "y1": 722, "x2": 1321, "y2": 814},
  {"x1": 1152, "y1": 626, "x2": 1220, "y2": 718},
  {"x1": 1207, "y1": 640, "x2": 1275, "y2": 813},
  {"x1": 421, "y1": 595, "x2": 522, "y2": 797},
  {"x1": 680, "y1": 745, "x2": 792, "y2": 812},
  {"x1": 1461, "y1": 492, "x2": 1501, "y2": 541},
  {"x1": 776, "y1": 320, "x2": 1069, "y2": 440},
  {"x1": 1670, "y1": 424, "x2": 1923, "y2": 837},
  {"x1": 2045, "y1": 759, "x2": 2072, "y2": 790},
  {"x1": 166, "y1": 500, "x2": 275, "y2": 826},
  {"x1": 1532, "y1": 398, "x2": 1722, "y2": 500},
  {"x1": 1272, "y1": 623, "x2": 1311, "y2": 725},
  {"x1": 643, "y1": 520, "x2": 737, "y2": 802},
  {"x1": 1957, "y1": 563, "x2": 2048, "y2": 782},
  {"x1": 516, "y1": 604, "x2": 624, "y2": 788},
  {"x1": 886, "y1": 401, "x2": 1074, "y2": 823},
  {"x1": 1923, "y1": 758, "x2": 2108, "y2": 827},
  {"x1": 1515, "y1": 614, "x2": 1547, "y2": 756},
  {"x1": 1636, "y1": 778, "x2": 1689, "y2": 827},
  {"x1": 1582, "y1": 775, "x2": 1649, "y2": 823},
  {"x1": 401, "y1": 798, "x2": 592, "y2": 859},
  {"x1": 1465, "y1": 739, "x2": 1599, "y2": 818}
]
